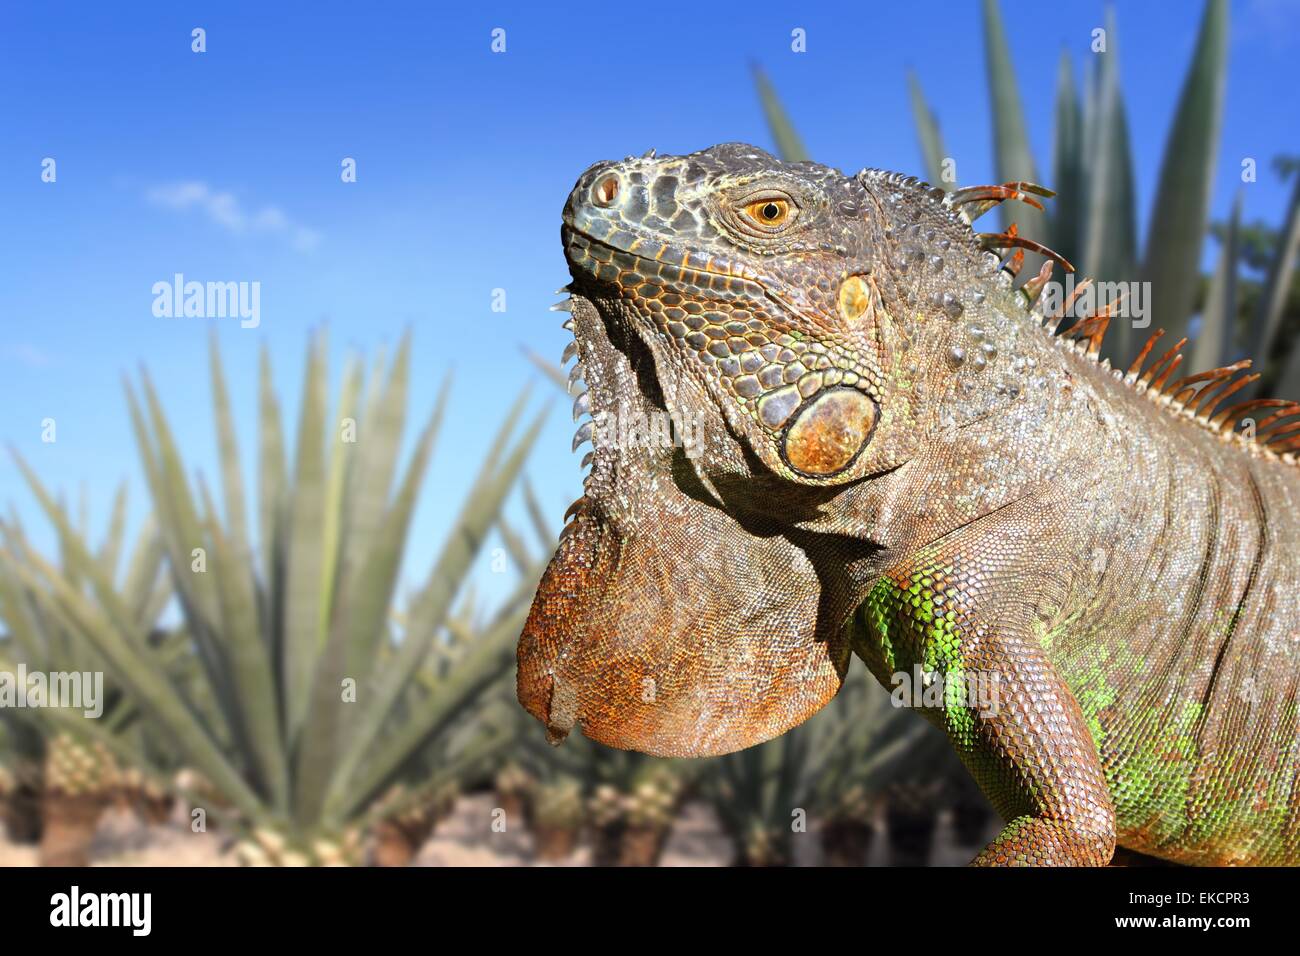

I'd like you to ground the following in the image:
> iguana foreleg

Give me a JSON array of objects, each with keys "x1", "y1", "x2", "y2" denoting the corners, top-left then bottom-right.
[{"x1": 857, "y1": 500, "x2": 1116, "y2": 866}]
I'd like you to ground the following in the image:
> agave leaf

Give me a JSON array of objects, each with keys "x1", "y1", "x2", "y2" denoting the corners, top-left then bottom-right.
[
  {"x1": 283, "y1": 334, "x2": 329, "y2": 736},
  {"x1": 479, "y1": 385, "x2": 534, "y2": 476},
  {"x1": 1050, "y1": 50, "x2": 1084, "y2": 277},
  {"x1": 981, "y1": 0, "x2": 1039, "y2": 217},
  {"x1": 1255, "y1": 168, "x2": 1300, "y2": 375},
  {"x1": 195, "y1": 477, "x2": 288, "y2": 811},
  {"x1": 99, "y1": 484, "x2": 128, "y2": 582},
  {"x1": 0, "y1": 548, "x2": 49, "y2": 665},
  {"x1": 133, "y1": 375, "x2": 223, "y2": 628},
  {"x1": 1277, "y1": 330, "x2": 1300, "y2": 402},
  {"x1": 1079, "y1": 7, "x2": 1139, "y2": 359},
  {"x1": 523, "y1": 347, "x2": 568, "y2": 391},
  {"x1": 118, "y1": 514, "x2": 163, "y2": 625},
  {"x1": 522, "y1": 478, "x2": 554, "y2": 552},
  {"x1": 257, "y1": 346, "x2": 287, "y2": 585},
  {"x1": 1195, "y1": 191, "x2": 1241, "y2": 371},
  {"x1": 125, "y1": 382, "x2": 237, "y2": 721},
  {"x1": 11, "y1": 454, "x2": 153, "y2": 654},
  {"x1": 907, "y1": 71, "x2": 950, "y2": 190},
  {"x1": 289, "y1": 390, "x2": 447, "y2": 822},
  {"x1": 979, "y1": 0, "x2": 1049, "y2": 285},
  {"x1": 342, "y1": 336, "x2": 416, "y2": 587},
  {"x1": 350, "y1": 385, "x2": 447, "y2": 680},
  {"x1": 331, "y1": 598, "x2": 529, "y2": 822},
  {"x1": 209, "y1": 334, "x2": 251, "y2": 561},
  {"x1": 495, "y1": 516, "x2": 532, "y2": 577},
  {"x1": 139, "y1": 573, "x2": 172, "y2": 633},
  {"x1": 323, "y1": 403, "x2": 547, "y2": 818},
  {"x1": 316, "y1": 354, "x2": 363, "y2": 655},
  {"x1": 1137, "y1": 0, "x2": 1228, "y2": 347},
  {"x1": 751, "y1": 64, "x2": 809, "y2": 163}
]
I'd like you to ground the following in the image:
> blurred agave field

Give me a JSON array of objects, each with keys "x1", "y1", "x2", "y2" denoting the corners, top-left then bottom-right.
[{"x1": 2, "y1": 0, "x2": 1296, "y2": 867}]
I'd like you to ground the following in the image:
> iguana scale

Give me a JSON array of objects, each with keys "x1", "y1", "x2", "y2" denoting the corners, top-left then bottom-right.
[{"x1": 516, "y1": 143, "x2": 1300, "y2": 866}]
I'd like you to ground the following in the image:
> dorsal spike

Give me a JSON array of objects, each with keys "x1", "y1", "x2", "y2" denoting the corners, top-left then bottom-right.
[
  {"x1": 1004, "y1": 247, "x2": 1025, "y2": 279},
  {"x1": 1263, "y1": 420, "x2": 1300, "y2": 446},
  {"x1": 1209, "y1": 398, "x2": 1292, "y2": 432},
  {"x1": 1022, "y1": 259, "x2": 1055, "y2": 308},
  {"x1": 1139, "y1": 337, "x2": 1188, "y2": 388},
  {"x1": 1195, "y1": 372, "x2": 1258, "y2": 420},
  {"x1": 1150, "y1": 354, "x2": 1185, "y2": 394},
  {"x1": 977, "y1": 227, "x2": 1075, "y2": 273},
  {"x1": 1047, "y1": 277, "x2": 1094, "y2": 336},
  {"x1": 1164, "y1": 360, "x2": 1250, "y2": 400},
  {"x1": 1270, "y1": 434, "x2": 1300, "y2": 455},
  {"x1": 1255, "y1": 402, "x2": 1300, "y2": 432},
  {"x1": 1126, "y1": 329, "x2": 1165, "y2": 380},
  {"x1": 1066, "y1": 293, "x2": 1127, "y2": 359},
  {"x1": 949, "y1": 181, "x2": 1054, "y2": 223},
  {"x1": 1080, "y1": 315, "x2": 1112, "y2": 358}
]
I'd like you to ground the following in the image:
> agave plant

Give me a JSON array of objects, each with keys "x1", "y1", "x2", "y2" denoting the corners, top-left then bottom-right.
[
  {"x1": 807, "y1": 670, "x2": 948, "y2": 866},
  {"x1": 0, "y1": 491, "x2": 178, "y2": 865},
  {"x1": 757, "y1": 0, "x2": 1300, "y2": 395},
  {"x1": 702, "y1": 665, "x2": 932, "y2": 867},
  {"x1": 11, "y1": 332, "x2": 546, "y2": 864},
  {"x1": 0, "y1": 714, "x2": 43, "y2": 844}
]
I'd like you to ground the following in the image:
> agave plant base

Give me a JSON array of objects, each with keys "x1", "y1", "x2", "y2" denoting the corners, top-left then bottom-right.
[
  {"x1": 591, "y1": 820, "x2": 672, "y2": 867},
  {"x1": 1, "y1": 784, "x2": 44, "y2": 844},
  {"x1": 821, "y1": 820, "x2": 875, "y2": 867},
  {"x1": 532, "y1": 823, "x2": 579, "y2": 861},
  {"x1": 733, "y1": 829, "x2": 792, "y2": 867},
  {"x1": 131, "y1": 794, "x2": 176, "y2": 827},
  {"x1": 495, "y1": 792, "x2": 528, "y2": 829},
  {"x1": 235, "y1": 828, "x2": 364, "y2": 867},
  {"x1": 951, "y1": 800, "x2": 993, "y2": 847},
  {"x1": 39, "y1": 792, "x2": 106, "y2": 867},
  {"x1": 590, "y1": 822, "x2": 623, "y2": 867},
  {"x1": 618, "y1": 824, "x2": 669, "y2": 867},
  {"x1": 371, "y1": 817, "x2": 438, "y2": 867},
  {"x1": 884, "y1": 808, "x2": 937, "y2": 867}
]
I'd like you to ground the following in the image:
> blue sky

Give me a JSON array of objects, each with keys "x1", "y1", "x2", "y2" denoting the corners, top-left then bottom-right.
[{"x1": 0, "y1": 0, "x2": 1296, "y2": 605}]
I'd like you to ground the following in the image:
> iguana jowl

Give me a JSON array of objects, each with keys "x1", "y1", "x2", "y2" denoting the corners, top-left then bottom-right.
[{"x1": 516, "y1": 143, "x2": 1300, "y2": 866}]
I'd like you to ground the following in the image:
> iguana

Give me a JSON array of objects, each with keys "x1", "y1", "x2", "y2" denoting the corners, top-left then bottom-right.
[{"x1": 516, "y1": 143, "x2": 1300, "y2": 866}]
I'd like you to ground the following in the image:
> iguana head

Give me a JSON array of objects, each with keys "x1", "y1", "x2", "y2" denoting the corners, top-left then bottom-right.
[{"x1": 518, "y1": 143, "x2": 1008, "y2": 756}]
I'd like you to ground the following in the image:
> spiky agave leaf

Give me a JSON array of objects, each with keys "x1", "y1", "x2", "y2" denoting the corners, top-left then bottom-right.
[
  {"x1": 1050, "y1": 49, "x2": 1084, "y2": 273},
  {"x1": 1258, "y1": 167, "x2": 1300, "y2": 394},
  {"x1": 907, "y1": 71, "x2": 951, "y2": 191},
  {"x1": 1078, "y1": 8, "x2": 1140, "y2": 360},
  {"x1": 1137, "y1": 0, "x2": 1228, "y2": 348},
  {"x1": 979, "y1": 0, "x2": 1046, "y2": 274},
  {"x1": 1194, "y1": 190, "x2": 1243, "y2": 372},
  {"x1": 751, "y1": 64, "x2": 809, "y2": 164}
]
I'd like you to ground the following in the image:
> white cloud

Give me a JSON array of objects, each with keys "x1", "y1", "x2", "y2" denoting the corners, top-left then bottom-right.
[
  {"x1": 3, "y1": 344, "x2": 53, "y2": 368},
  {"x1": 146, "y1": 181, "x2": 321, "y2": 251}
]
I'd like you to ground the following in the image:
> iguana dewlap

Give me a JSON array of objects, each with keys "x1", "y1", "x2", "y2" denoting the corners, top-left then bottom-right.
[{"x1": 516, "y1": 143, "x2": 1300, "y2": 866}]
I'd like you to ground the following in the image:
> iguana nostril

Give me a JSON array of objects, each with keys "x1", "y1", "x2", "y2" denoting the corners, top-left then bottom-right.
[{"x1": 592, "y1": 174, "x2": 620, "y2": 207}]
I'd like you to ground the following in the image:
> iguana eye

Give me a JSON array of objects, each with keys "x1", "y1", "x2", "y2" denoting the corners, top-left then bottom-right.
[{"x1": 743, "y1": 198, "x2": 791, "y2": 227}]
